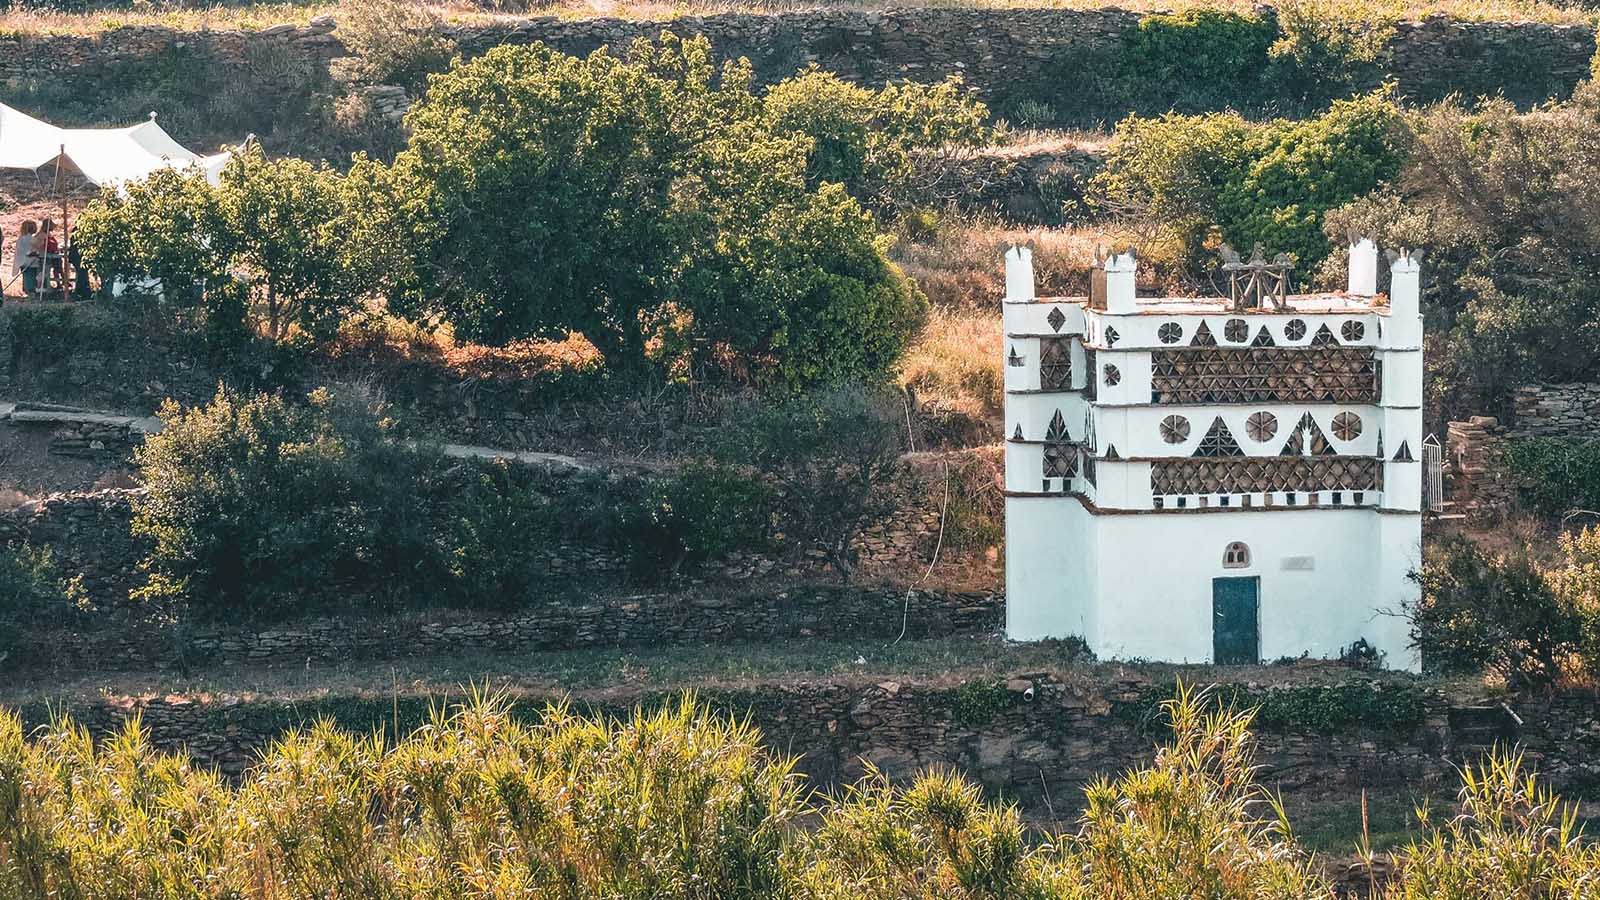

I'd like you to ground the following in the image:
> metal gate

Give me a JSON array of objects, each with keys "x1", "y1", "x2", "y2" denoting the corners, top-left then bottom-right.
[{"x1": 1422, "y1": 434, "x2": 1444, "y2": 513}]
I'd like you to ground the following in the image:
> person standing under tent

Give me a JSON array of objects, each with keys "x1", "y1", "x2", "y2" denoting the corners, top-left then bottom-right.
[
  {"x1": 34, "y1": 218, "x2": 62, "y2": 291},
  {"x1": 13, "y1": 220, "x2": 38, "y2": 296}
]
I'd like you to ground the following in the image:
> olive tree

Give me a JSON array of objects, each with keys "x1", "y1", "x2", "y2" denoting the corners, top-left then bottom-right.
[{"x1": 723, "y1": 381, "x2": 907, "y2": 582}]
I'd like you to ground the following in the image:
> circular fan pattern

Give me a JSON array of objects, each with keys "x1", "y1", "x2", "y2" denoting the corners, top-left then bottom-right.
[
  {"x1": 1160, "y1": 414, "x2": 1191, "y2": 444},
  {"x1": 1341, "y1": 320, "x2": 1365, "y2": 342},
  {"x1": 1332, "y1": 411, "x2": 1363, "y2": 441},
  {"x1": 1158, "y1": 322, "x2": 1183, "y2": 344},
  {"x1": 1224, "y1": 318, "x2": 1248, "y2": 342},
  {"x1": 1246, "y1": 411, "x2": 1278, "y2": 442},
  {"x1": 1284, "y1": 319, "x2": 1308, "y2": 341}
]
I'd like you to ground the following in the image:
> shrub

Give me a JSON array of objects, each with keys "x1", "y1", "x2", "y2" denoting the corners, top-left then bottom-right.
[
  {"x1": 622, "y1": 461, "x2": 772, "y2": 580},
  {"x1": 1049, "y1": 683, "x2": 1331, "y2": 899},
  {"x1": 132, "y1": 387, "x2": 435, "y2": 619},
  {"x1": 1410, "y1": 536, "x2": 1587, "y2": 688},
  {"x1": 368, "y1": 35, "x2": 925, "y2": 389},
  {"x1": 1504, "y1": 438, "x2": 1600, "y2": 518},
  {"x1": 1092, "y1": 109, "x2": 1257, "y2": 263},
  {"x1": 763, "y1": 68, "x2": 990, "y2": 208},
  {"x1": 723, "y1": 382, "x2": 908, "y2": 583},
  {"x1": 0, "y1": 543, "x2": 81, "y2": 667},
  {"x1": 792, "y1": 768, "x2": 1039, "y2": 899},
  {"x1": 5, "y1": 687, "x2": 1598, "y2": 899},
  {"x1": 0, "y1": 696, "x2": 805, "y2": 900},
  {"x1": 1118, "y1": 9, "x2": 1277, "y2": 111},
  {"x1": 1384, "y1": 749, "x2": 1600, "y2": 898},
  {"x1": 433, "y1": 463, "x2": 559, "y2": 608},
  {"x1": 1214, "y1": 91, "x2": 1406, "y2": 266},
  {"x1": 336, "y1": 0, "x2": 457, "y2": 90},
  {"x1": 1267, "y1": 0, "x2": 1392, "y2": 105}
]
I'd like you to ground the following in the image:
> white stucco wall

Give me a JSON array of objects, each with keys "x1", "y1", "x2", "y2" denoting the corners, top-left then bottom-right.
[
  {"x1": 1005, "y1": 496, "x2": 1096, "y2": 641},
  {"x1": 1083, "y1": 509, "x2": 1420, "y2": 669}
]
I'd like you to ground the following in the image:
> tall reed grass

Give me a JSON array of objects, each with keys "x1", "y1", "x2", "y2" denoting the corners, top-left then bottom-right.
[{"x1": 1, "y1": 685, "x2": 1594, "y2": 899}]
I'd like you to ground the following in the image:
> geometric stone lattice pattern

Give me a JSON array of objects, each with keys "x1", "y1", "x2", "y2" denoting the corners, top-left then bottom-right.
[
  {"x1": 1151, "y1": 347, "x2": 1379, "y2": 404},
  {"x1": 1040, "y1": 337, "x2": 1072, "y2": 390},
  {"x1": 1044, "y1": 409, "x2": 1076, "y2": 478},
  {"x1": 1193, "y1": 417, "x2": 1245, "y2": 457},
  {"x1": 1151, "y1": 456, "x2": 1382, "y2": 495}
]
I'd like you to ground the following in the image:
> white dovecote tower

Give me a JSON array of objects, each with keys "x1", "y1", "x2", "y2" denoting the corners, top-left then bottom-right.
[{"x1": 1002, "y1": 241, "x2": 1424, "y2": 670}]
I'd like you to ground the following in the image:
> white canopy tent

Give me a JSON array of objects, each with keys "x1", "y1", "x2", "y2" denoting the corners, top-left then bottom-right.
[
  {"x1": 0, "y1": 102, "x2": 235, "y2": 187},
  {"x1": 2, "y1": 102, "x2": 243, "y2": 300}
]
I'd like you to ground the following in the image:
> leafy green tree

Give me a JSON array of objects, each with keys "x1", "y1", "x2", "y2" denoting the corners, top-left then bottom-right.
[
  {"x1": 76, "y1": 147, "x2": 358, "y2": 343},
  {"x1": 74, "y1": 166, "x2": 227, "y2": 306},
  {"x1": 215, "y1": 146, "x2": 362, "y2": 341},
  {"x1": 368, "y1": 35, "x2": 924, "y2": 388}
]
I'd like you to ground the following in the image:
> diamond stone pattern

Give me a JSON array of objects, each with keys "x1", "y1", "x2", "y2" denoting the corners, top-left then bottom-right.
[
  {"x1": 1047, "y1": 306, "x2": 1066, "y2": 332},
  {"x1": 1151, "y1": 457, "x2": 1382, "y2": 495},
  {"x1": 1150, "y1": 347, "x2": 1379, "y2": 404}
]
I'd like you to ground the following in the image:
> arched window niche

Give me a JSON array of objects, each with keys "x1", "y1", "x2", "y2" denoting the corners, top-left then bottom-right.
[{"x1": 1222, "y1": 541, "x2": 1251, "y2": 569}]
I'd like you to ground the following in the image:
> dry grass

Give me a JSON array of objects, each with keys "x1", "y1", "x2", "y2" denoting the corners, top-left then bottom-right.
[
  {"x1": 324, "y1": 310, "x2": 603, "y2": 383},
  {"x1": 898, "y1": 307, "x2": 1002, "y2": 422},
  {"x1": 891, "y1": 219, "x2": 1102, "y2": 308},
  {"x1": 0, "y1": 0, "x2": 1590, "y2": 38}
]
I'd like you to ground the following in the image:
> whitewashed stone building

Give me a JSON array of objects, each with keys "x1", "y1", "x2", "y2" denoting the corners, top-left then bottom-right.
[{"x1": 1002, "y1": 240, "x2": 1423, "y2": 670}]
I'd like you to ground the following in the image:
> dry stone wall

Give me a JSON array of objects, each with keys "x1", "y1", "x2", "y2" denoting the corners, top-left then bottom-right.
[
  {"x1": 1510, "y1": 383, "x2": 1600, "y2": 440},
  {"x1": 0, "y1": 10, "x2": 1592, "y2": 120},
  {"x1": 1446, "y1": 383, "x2": 1600, "y2": 521},
  {"x1": 32, "y1": 586, "x2": 1001, "y2": 671},
  {"x1": 17, "y1": 675, "x2": 1597, "y2": 815},
  {"x1": 1445, "y1": 416, "x2": 1515, "y2": 523}
]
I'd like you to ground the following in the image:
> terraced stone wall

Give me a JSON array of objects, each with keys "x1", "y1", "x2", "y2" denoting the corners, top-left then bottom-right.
[{"x1": 1, "y1": 10, "x2": 1593, "y2": 129}]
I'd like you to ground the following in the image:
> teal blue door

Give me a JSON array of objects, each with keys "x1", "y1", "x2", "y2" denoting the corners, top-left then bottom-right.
[{"x1": 1212, "y1": 577, "x2": 1260, "y2": 665}]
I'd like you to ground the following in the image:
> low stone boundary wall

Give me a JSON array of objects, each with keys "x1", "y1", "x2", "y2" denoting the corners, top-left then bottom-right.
[
  {"x1": 17, "y1": 676, "x2": 1596, "y2": 816},
  {"x1": 29, "y1": 585, "x2": 1002, "y2": 671}
]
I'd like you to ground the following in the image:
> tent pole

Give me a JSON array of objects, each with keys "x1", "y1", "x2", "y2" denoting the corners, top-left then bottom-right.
[{"x1": 53, "y1": 145, "x2": 68, "y2": 303}]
